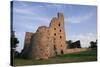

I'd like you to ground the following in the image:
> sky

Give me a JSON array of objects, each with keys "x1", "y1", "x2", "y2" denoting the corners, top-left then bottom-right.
[{"x1": 12, "y1": 1, "x2": 97, "y2": 52}]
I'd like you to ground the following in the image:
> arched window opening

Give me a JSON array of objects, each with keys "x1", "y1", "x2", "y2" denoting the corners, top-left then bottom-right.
[
  {"x1": 58, "y1": 23, "x2": 60, "y2": 26},
  {"x1": 61, "y1": 50, "x2": 64, "y2": 54},
  {"x1": 60, "y1": 30, "x2": 61, "y2": 32},
  {"x1": 60, "y1": 36, "x2": 62, "y2": 39}
]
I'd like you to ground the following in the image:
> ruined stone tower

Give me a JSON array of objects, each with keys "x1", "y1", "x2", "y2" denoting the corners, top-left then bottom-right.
[
  {"x1": 49, "y1": 13, "x2": 67, "y2": 56},
  {"x1": 30, "y1": 26, "x2": 50, "y2": 59},
  {"x1": 21, "y1": 12, "x2": 67, "y2": 59}
]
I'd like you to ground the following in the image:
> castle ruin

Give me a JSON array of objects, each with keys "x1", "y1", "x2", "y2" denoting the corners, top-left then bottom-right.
[{"x1": 21, "y1": 12, "x2": 68, "y2": 59}]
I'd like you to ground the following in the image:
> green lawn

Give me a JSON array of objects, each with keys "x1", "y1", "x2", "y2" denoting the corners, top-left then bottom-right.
[{"x1": 14, "y1": 49, "x2": 97, "y2": 66}]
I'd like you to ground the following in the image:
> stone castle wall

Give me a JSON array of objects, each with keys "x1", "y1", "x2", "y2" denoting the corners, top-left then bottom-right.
[
  {"x1": 21, "y1": 32, "x2": 33, "y2": 58},
  {"x1": 21, "y1": 12, "x2": 68, "y2": 59},
  {"x1": 65, "y1": 48, "x2": 91, "y2": 54}
]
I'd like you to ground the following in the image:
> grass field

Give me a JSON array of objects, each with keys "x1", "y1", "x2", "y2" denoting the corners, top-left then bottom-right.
[{"x1": 14, "y1": 49, "x2": 97, "y2": 66}]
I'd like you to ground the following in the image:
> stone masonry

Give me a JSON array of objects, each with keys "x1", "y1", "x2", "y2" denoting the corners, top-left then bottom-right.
[{"x1": 21, "y1": 12, "x2": 68, "y2": 59}]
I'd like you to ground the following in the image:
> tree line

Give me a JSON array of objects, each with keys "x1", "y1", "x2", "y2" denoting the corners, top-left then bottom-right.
[{"x1": 66, "y1": 40, "x2": 97, "y2": 49}]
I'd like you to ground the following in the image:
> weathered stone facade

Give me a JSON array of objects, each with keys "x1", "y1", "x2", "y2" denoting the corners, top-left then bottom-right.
[{"x1": 21, "y1": 12, "x2": 67, "y2": 59}]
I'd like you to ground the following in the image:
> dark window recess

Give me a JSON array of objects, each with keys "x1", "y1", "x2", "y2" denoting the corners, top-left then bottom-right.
[
  {"x1": 54, "y1": 28, "x2": 56, "y2": 30},
  {"x1": 54, "y1": 33, "x2": 56, "y2": 36},
  {"x1": 58, "y1": 23, "x2": 60, "y2": 26},
  {"x1": 60, "y1": 30, "x2": 61, "y2": 32},
  {"x1": 60, "y1": 36, "x2": 62, "y2": 38},
  {"x1": 40, "y1": 49, "x2": 42, "y2": 51},
  {"x1": 61, "y1": 50, "x2": 64, "y2": 54}
]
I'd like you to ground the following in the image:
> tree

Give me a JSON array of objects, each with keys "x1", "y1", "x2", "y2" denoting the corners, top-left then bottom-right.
[
  {"x1": 15, "y1": 51, "x2": 21, "y2": 58},
  {"x1": 66, "y1": 40, "x2": 73, "y2": 48},
  {"x1": 75, "y1": 40, "x2": 81, "y2": 48},
  {"x1": 11, "y1": 31, "x2": 19, "y2": 66},
  {"x1": 89, "y1": 40, "x2": 97, "y2": 48},
  {"x1": 66, "y1": 40, "x2": 81, "y2": 48}
]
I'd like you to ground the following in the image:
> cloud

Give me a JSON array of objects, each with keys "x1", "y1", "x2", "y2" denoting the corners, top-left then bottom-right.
[
  {"x1": 14, "y1": 14, "x2": 51, "y2": 31},
  {"x1": 13, "y1": 8, "x2": 32, "y2": 15},
  {"x1": 13, "y1": 1, "x2": 49, "y2": 16},
  {"x1": 68, "y1": 33, "x2": 97, "y2": 47},
  {"x1": 41, "y1": 3, "x2": 65, "y2": 12},
  {"x1": 65, "y1": 11, "x2": 94, "y2": 23}
]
